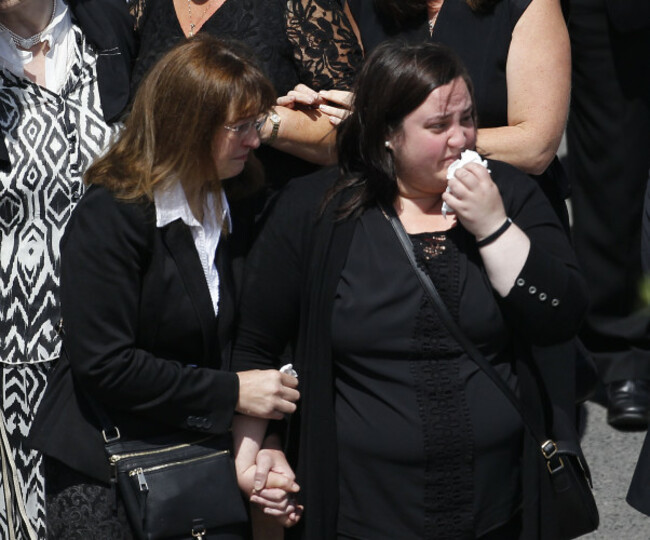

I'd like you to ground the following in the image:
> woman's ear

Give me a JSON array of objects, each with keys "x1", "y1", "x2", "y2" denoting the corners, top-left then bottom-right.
[{"x1": 385, "y1": 127, "x2": 401, "y2": 152}]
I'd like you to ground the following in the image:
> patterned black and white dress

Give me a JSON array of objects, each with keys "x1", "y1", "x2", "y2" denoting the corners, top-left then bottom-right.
[{"x1": 0, "y1": 21, "x2": 120, "y2": 539}]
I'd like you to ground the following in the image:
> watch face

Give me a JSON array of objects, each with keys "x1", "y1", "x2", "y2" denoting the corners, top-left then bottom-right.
[{"x1": 270, "y1": 112, "x2": 281, "y2": 123}]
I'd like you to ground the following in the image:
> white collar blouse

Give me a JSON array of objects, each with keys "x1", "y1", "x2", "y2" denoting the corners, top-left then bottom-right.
[{"x1": 154, "y1": 180, "x2": 231, "y2": 317}]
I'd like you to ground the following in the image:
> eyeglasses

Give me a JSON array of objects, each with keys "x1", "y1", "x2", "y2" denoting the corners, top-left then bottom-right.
[{"x1": 223, "y1": 115, "x2": 268, "y2": 136}]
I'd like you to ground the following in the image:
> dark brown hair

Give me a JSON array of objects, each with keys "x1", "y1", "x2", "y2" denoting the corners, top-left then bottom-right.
[
  {"x1": 328, "y1": 40, "x2": 476, "y2": 219},
  {"x1": 85, "y1": 35, "x2": 275, "y2": 212}
]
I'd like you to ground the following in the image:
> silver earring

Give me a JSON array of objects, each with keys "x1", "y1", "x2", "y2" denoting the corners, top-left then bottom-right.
[{"x1": 385, "y1": 141, "x2": 391, "y2": 149}]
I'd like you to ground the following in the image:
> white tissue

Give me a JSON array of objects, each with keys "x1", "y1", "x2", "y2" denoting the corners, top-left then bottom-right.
[
  {"x1": 279, "y1": 363, "x2": 298, "y2": 378},
  {"x1": 442, "y1": 150, "x2": 489, "y2": 218}
]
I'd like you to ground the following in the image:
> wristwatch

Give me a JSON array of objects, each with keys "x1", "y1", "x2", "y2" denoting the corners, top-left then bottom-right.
[{"x1": 264, "y1": 108, "x2": 281, "y2": 145}]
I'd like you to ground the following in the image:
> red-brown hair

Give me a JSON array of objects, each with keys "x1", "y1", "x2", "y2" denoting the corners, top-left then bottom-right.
[{"x1": 85, "y1": 35, "x2": 275, "y2": 210}]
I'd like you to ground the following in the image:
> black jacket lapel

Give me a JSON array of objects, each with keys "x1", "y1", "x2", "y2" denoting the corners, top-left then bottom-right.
[{"x1": 161, "y1": 220, "x2": 217, "y2": 365}]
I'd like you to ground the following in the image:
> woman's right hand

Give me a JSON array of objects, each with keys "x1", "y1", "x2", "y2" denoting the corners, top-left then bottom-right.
[
  {"x1": 236, "y1": 370, "x2": 299, "y2": 420},
  {"x1": 443, "y1": 162, "x2": 507, "y2": 241}
]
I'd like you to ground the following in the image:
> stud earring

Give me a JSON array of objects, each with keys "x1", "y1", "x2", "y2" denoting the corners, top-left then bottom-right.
[{"x1": 385, "y1": 141, "x2": 391, "y2": 149}]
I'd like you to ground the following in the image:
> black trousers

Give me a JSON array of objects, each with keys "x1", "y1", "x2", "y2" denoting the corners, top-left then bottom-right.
[{"x1": 566, "y1": 0, "x2": 650, "y2": 383}]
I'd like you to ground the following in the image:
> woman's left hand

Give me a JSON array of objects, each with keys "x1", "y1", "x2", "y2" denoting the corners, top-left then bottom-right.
[
  {"x1": 277, "y1": 84, "x2": 353, "y2": 125},
  {"x1": 442, "y1": 162, "x2": 507, "y2": 242},
  {"x1": 277, "y1": 83, "x2": 323, "y2": 109}
]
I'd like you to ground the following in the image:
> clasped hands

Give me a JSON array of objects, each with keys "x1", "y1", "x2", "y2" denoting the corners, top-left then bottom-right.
[
  {"x1": 235, "y1": 370, "x2": 303, "y2": 527},
  {"x1": 239, "y1": 440, "x2": 303, "y2": 528}
]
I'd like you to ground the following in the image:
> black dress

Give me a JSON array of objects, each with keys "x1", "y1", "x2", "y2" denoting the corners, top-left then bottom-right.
[
  {"x1": 346, "y1": 0, "x2": 570, "y2": 228},
  {"x1": 130, "y1": 0, "x2": 362, "y2": 187},
  {"x1": 332, "y1": 208, "x2": 522, "y2": 539}
]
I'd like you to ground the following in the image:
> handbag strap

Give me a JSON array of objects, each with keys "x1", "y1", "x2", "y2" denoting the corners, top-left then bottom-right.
[
  {"x1": 56, "y1": 328, "x2": 123, "y2": 443},
  {"x1": 83, "y1": 387, "x2": 122, "y2": 443},
  {"x1": 382, "y1": 204, "x2": 556, "y2": 453}
]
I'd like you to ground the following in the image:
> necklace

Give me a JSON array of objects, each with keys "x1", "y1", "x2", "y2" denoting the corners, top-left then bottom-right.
[
  {"x1": 427, "y1": 0, "x2": 443, "y2": 36},
  {"x1": 187, "y1": 0, "x2": 212, "y2": 37},
  {"x1": 0, "y1": 0, "x2": 57, "y2": 50}
]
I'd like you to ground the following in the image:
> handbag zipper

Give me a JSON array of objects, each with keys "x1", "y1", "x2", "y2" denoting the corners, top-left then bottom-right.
[
  {"x1": 108, "y1": 435, "x2": 214, "y2": 465},
  {"x1": 128, "y1": 449, "x2": 230, "y2": 492}
]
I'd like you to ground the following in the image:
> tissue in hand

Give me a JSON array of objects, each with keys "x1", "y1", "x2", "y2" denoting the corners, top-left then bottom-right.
[{"x1": 442, "y1": 150, "x2": 489, "y2": 218}]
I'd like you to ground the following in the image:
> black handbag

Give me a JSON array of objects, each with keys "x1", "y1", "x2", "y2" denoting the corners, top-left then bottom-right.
[
  {"x1": 86, "y1": 396, "x2": 248, "y2": 540},
  {"x1": 383, "y1": 205, "x2": 599, "y2": 540}
]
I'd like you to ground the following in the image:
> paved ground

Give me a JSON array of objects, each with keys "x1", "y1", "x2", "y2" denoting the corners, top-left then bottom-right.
[{"x1": 580, "y1": 402, "x2": 649, "y2": 539}]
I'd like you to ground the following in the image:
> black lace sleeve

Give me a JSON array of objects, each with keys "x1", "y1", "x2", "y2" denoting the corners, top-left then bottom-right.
[{"x1": 285, "y1": 0, "x2": 363, "y2": 90}]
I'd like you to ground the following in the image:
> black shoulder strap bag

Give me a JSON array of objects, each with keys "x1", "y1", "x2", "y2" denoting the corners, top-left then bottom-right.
[
  {"x1": 382, "y1": 205, "x2": 599, "y2": 540},
  {"x1": 53, "y1": 325, "x2": 248, "y2": 540},
  {"x1": 80, "y1": 387, "x2": 248, "y2": 540}
]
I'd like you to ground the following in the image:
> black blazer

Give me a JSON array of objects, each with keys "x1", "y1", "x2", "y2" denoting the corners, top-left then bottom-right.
[
  {"x1": 0, "y1": 0, "x2": 135, "y2": 167},
  {"x1": 28, "y1": 185, "x2": 241, "y2": 482}
]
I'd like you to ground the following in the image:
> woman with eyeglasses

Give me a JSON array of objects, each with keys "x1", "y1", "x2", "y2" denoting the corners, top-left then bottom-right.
[{"x1": 27, "y1": 35, "x2": 300, "y2": 538}]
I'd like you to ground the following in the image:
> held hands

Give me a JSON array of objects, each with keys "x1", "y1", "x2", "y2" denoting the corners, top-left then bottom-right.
[
  {"x1": 237, "y1": 437, "x2": 303, "y2": 528},
  {"x1": 277, "y1": 84, "x2": 353, "y2": 125},
  {"x1": 236, "y1": 370, "x2": 299, "y2": 420},
  {"x1": 441, "y1": 162, "x2": 508, "y2": 242},
  {"x1": 249, "y1": 448, "x2": 303, "y2": 526}
]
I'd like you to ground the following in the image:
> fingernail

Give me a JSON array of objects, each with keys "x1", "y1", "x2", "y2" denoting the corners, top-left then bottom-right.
[{"x1": 254, "y1": 481, "x2": 262, "y2": 491}]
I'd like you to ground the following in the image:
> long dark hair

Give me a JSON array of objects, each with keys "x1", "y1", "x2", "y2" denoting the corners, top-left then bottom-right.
[
  {"x1": 372, "y1": 0, "x2": 502, "y2": 27},
  {"x1": 328, "y1": 40, "x2": 476, "y2": 219}
]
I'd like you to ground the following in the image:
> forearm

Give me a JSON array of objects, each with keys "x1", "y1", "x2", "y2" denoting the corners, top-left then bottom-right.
[
  {"x1": 476, "y1": 123, "x2": 564, "y2": 176},
  {"x1": 479, "y1": 224, "x2": 531, "y2": 297},
  {"x1": 498, "y1": 241, "x2": 588, "y2": 344},
  {"x1": 262, "y1": 106, "x2": 337, "y2": 165},
  {"x1": 479, "y1": 0, "x2": 570, "y2": 175},
  {"x1": 233, "y1": 415, "x2": 269, "y2": 480}
]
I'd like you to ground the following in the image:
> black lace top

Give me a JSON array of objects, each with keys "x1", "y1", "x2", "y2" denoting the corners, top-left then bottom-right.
[
  {"x1": 409, "y1": 230, "x2": 475, "y2": 538},
  {"x1": 129, "y1": 0, "x2": 362, "y2": 95},
  {"x1": 331, "y1": 208, "x2": 523, "y2": 539}
]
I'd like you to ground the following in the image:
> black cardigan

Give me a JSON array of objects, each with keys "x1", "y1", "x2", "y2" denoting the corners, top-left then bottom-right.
[
  {"x1": 232, "y1": 162, "x2": 589, "y2": 539},
  {"x1": 0, "y1": 0, "x2": 135, "y2": 168}
]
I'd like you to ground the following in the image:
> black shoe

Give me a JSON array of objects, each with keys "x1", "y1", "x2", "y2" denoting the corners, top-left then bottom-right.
[{"x1": 606, "y1": 380, "x2": 650, "y2": 430}]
